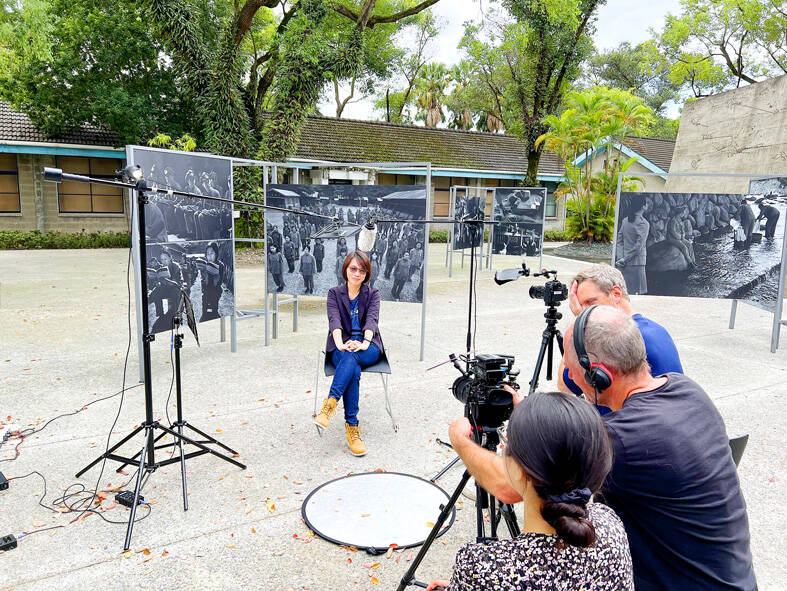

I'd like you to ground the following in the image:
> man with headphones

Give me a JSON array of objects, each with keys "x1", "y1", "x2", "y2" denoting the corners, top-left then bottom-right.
[
  {"x1": 557, "y1": 264, "x2": 682, "y2": 411},
  {"x1": 449, "y1": 306, "x2": 756, "y2": 590}
]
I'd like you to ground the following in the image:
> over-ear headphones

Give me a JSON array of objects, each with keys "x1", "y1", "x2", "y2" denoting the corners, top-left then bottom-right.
[{"x1": 573, "y1": 305, "x2": 613, "y2": 392}]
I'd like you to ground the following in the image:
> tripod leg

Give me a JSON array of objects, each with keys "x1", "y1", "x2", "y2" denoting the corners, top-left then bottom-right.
[
  {"x1": 123, "y1": 441, "x2": 148, "y2": 551},
  {"x1": 182, "y1": 423, "x2": 239, "y2": 455},
  {"x1": 396, "y1": 470, "x2": 472, "y2": 591},
  {"x1": 75, "y1": 424, "x2": 145, "y2": 478},
  {"x1": 114, "y1": 430, "x2": 169, "y2": 473},
  {"x1": 177, "y1": 423, "x2": 188, "y2": 511},
  {"x1": 430, "y1": 455, "x2": 462, "y2": 483},
  {"x1": 157, "y1": 424, "x2": 246, "y2": 470},
  {"x1": 498, "y1": 502, "x2": 520, "y2": 537},
  {"x1": 529, "y1": 329, "x2": 552, "y2": 395}
]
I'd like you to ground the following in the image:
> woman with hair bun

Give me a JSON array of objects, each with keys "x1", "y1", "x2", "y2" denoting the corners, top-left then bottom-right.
[{"x1": 427, "y1": 391, "x2": 633, "y2": 591}]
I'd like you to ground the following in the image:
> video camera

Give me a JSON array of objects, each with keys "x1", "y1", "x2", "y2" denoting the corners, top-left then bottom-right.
[
  {"x1": 528, "y1": 270, "x2": 568, "y2": 306},
  {"x1": 495, "y1": 264, "x2": 568, "y2": 308},
  {"x1": 449, "y1": 353, "x2": 519, "y2": 429}
]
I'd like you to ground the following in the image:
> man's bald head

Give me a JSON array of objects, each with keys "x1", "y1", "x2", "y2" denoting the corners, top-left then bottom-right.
[{"x1": 565, "y1": 306, "x2": 649, "y2": 378}]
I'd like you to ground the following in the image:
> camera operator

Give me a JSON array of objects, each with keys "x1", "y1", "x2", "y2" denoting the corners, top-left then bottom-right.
[
  {"x1": 430, "y1": 391, "x2": 633, "y2": 591},
  {"x1": 557, "y1": 264, "x2": 683, "y2": 409},
  {"x1": 449, "y1": 306, "x2": 756, "y2": 591}
]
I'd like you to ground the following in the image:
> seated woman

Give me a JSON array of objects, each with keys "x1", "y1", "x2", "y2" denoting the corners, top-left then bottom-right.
[
  {"x1": 314, "y1": 251, "x2": 384, "y2": 457},
  {"x1": 428, "y1": 391, "x2": 633, "y2": 591}
]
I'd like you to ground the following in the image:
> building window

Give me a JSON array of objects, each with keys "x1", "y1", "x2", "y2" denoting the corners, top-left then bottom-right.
[
  {"x1": 0, "y1": 153, "x2": 21, "y2": 213},
  {"x1": 545, "y1": 189, "x2": 558, "y2": 218},
  {"x1": 57, "y1": 156, "x2": 124, "y2": 214}
]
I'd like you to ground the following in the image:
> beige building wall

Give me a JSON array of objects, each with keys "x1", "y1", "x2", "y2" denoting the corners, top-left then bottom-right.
[
  {"x1": 0, "y1": 154, "x2": 131, "y2": 233},
  {"x1": 668, "y1": 74, "x2": 787, "y2": 194}
]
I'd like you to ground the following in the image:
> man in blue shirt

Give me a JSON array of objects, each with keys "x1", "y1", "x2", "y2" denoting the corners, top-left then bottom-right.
[{"x1": 557, "y1": 264, "x2": 682, "y2": 409}]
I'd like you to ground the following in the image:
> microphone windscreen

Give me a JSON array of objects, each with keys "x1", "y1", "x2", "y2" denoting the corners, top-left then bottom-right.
[{"x1": 357, "y1": 225, "x2": 377, "y2": 252}]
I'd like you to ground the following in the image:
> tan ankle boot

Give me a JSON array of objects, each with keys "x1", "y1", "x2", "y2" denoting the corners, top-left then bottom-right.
[
  {"x1": 314, "y1": 397, "x2": 338, "y2": 430},
  {"x1": 345, "y1": 423, "x2": 367, "y2": 456}
]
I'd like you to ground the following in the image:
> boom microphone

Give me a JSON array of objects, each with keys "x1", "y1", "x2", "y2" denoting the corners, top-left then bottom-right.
[{"x1": 356, "y1": 219, "x2": 377, "y2": 252}]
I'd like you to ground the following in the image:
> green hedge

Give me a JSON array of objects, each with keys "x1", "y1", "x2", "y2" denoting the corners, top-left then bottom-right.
[
  {"x1": 543, "y1": 230, "x2": 569, "y2": 242},
  {"x1": 0, "y1": 230, "x2": 131, "y2": 250},
  {"x1": 429, "y1": 230, "x2": 448, "y2": 243}
]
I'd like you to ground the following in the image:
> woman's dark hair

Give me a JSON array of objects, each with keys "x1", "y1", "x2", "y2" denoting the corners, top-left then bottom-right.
[
  {"x1": 505, "y1": 391, "x2": 613, "y2": 548},
  {"x1": 206, "y1": 241, "x2": 219, "y2": 258},
  {"x1": 341, "y1": 250, "x2": 371, "y2": 284}
]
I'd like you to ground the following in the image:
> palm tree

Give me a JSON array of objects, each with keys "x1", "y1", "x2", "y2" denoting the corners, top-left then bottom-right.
[{"x1": 415, "y1": 63, "x2": 449, "y2": 128}]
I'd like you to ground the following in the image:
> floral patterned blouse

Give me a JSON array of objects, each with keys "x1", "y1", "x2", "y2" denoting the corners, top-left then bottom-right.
[{"x1": 448, "y1": 503, "x2": 633, "y2": 590}]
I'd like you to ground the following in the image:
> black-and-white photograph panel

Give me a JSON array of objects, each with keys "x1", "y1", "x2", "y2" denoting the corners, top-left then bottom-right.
[
  {"x1": 146, "y1": 240, "x2": 235, "y2": 334},
  {"x1": 491, "y1": 187, "x2": 546, "y2": 256},
  {"x1": 615, "y1": 192, "x2": 786, "y2": 312},
  {"x1": 265, "y1": 184, "x2": 428, "y2": 303},
  {"x1": 453, "y1": 192, "x2": 485, "y2": 250},
  {"x1": 129, "y1": 147, "x2": 233, "y2": 244}
]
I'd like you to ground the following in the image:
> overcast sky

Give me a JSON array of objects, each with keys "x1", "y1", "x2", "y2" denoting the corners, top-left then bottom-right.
[{"x1": 317, "y1": 0, "x2": 684, "y2": 121}]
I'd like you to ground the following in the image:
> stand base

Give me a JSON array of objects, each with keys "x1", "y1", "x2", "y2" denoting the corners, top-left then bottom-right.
[{"x1": 75, "y1": 420, "x2": 246, "y2": 550}]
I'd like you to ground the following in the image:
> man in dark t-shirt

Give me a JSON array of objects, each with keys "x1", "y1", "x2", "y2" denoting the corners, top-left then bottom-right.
[
  {"x1": 562, "y1": 307, "x2": 756, "y2": 591},
  {"x1": 448, "y1": 306, "x2": 756, "y2": 591}
]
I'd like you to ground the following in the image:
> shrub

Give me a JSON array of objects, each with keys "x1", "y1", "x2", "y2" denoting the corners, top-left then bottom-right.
[
  {"x1": 0, "y1": 230, "x2": 131, "y2": 250},
  {"x1": 429, "y1": 230, "x2": 448, "y2": 243},
  {"x1": 543, "y1": 230, "x2": 569, "y2": 242}
]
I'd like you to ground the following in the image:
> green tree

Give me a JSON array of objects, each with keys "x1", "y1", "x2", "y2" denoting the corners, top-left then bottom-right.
[
  {"x1": 537, "y1": 87, "x2": 653, "y2": 243},
  {"x1": 374, "y1": 11, "x2": 439, "y2": 123},
  {"x1": 587, "y1": 41, "x2": 677, "y2": 114},
  {"x1": 0, "y1": 0, "x2": 195, "y2": 143},
  {"x1": 2, "y1": 0, "x2": 441, "y2": 158},
  {"x1": 460, "y1": 0, "x2": 606, "y2": 184},
  {"x1": 414, "y1": 62, "x2": 449, "y2": 127},
  {"x1": 654, "y1": 0, "x2": 787, "y2": 97}
]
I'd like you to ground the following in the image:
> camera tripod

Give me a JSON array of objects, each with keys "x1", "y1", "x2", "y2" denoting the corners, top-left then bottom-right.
[
  {"x1": 397, "y1": 410, "x2": 520, "y2": 591},
  {"x1": 528, "y1": 293, "x2": 565, "y2": 395}
]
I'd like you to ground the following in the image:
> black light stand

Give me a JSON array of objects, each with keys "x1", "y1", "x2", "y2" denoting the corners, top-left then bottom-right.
[{"x1": 42, "y1": 166, "x2": 338, "y2": 551}]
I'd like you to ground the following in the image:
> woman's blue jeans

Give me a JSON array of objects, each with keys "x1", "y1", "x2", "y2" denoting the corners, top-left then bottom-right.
[{"x1": 329, "y1": 344, "x2": 381, "y2": 426}]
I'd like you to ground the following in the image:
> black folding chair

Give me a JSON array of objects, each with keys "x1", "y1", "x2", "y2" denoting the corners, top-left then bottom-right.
[
  {"x1": 729, "y1": 434, "x2": 749, "y2": 468},
  {"x1": 313, "y1": 350, "x2": 398, "y2": 435}
]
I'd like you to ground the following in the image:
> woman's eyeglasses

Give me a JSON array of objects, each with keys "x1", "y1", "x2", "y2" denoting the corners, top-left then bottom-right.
[{"x1": 348, "y1": 266, "x2": 366, "y2": 275}]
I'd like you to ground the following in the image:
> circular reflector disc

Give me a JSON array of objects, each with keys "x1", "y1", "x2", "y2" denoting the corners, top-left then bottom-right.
[{"x1": 302, "y1": 472, "x2": 455, "y2": 553}]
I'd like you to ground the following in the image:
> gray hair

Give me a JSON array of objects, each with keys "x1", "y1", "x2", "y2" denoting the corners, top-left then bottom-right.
[
  {"x1": 573, "y1": 264, "x2": 630, "y2": 301},
  {"x1": 570, "y1": 306, "x2": 649, "y2": 377}
]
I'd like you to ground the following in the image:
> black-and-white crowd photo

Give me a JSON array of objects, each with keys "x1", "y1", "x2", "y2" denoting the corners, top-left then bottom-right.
[
  {"x1": 615, "y1": 192, "x2": 786, "y2": 311},
  {"x1": 146, "y1": 240, "x2": 235, "y2": 333},
  {"x1": 452, "y1": 191, "x2": 486, "y2": 250},
  {"x1": 265, "y1": 184, "x2": 428, "y2": 303},
  {"x1": 491, "y1": 187, "x2": 546, "y2": 256},
  {"x1": 129, "y1": 147, "x2": 236, "y2": 332}
]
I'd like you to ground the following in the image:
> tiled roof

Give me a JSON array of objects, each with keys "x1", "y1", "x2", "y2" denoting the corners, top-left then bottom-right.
[
  {"x1": 621, "y1": 136, "x2": 675, "y2": 172},
  {"x1": 0, "y1": 100, "x2": 121, "y2": 147},
  {"x1": 295, "y1": 115, "x2": 566, "y2": 176},
  {"x1": 0, "y1": 99, "x2": 675, "y2": 175}
]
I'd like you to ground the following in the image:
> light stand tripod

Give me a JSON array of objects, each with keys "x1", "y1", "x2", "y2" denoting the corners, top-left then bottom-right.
[{"x1": 41, "y1": 164, "x2": 353, "y2": 550}]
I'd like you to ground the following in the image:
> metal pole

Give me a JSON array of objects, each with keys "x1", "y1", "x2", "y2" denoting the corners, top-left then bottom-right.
[
  {"x1": 771, "y1": 218, "x2": 787, "y2": 352},
  {"x1": 729, "y1": 300, "x2": 738, "y2": 329},
  {"x1": 127, "y1": 148, "x2": 146, "y2": 384},
  {"x1": 420, "y1": 164, "x2": 431, "y2": 361},
  {"x1": 264, "y1": 166, "x2": 270, "y2": 346}
]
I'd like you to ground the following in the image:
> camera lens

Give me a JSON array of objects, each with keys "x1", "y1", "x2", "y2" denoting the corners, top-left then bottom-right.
[
  {"x1": 529, "y1": 285, "x2": 544, "y2": 300},
  {"x1": 452, "y1": 376, "x2": 473, "y2": 405}
]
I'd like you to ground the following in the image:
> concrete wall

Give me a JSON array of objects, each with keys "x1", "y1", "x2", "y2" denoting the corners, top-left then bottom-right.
[
  {"x1": 668, "y1": 74, "x2": 787, "y2": 193},
  {"x1": 0, "y1": 153, "x2": 131, "y2": 233}
]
